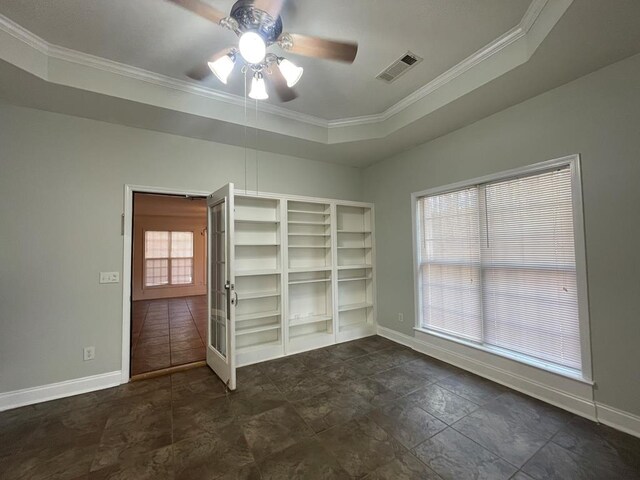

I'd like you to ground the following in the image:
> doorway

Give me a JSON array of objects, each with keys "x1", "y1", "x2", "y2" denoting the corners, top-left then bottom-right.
[{"x1": 130, "y1": 192, "x2": 208, "y2": 377}]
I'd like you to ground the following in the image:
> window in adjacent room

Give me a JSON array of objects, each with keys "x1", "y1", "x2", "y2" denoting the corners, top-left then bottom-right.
[
  {"x1": 144, "y1": 231, "x2": 194, "y2": 287},
  {"x1": 413, "y1": 156, "x2": 590, "y2": 378}
]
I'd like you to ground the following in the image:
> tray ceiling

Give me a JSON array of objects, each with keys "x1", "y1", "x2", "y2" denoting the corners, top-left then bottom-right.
[
  {"x1": 2, "y1": 0, "x2": 640, "y2": 166},
  {"x1": 0, "y1": 0, "x2": 531, "y2": 120}
]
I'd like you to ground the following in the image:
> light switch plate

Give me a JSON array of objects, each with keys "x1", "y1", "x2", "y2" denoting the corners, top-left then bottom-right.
[{"x1": 99, "y1": 272, "x2": 120, "y2": 284}]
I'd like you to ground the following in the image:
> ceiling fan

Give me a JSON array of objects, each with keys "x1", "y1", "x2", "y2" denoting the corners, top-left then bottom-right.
[{"x1": 168, "y1": 0, "x2": 358, "y2": 102}]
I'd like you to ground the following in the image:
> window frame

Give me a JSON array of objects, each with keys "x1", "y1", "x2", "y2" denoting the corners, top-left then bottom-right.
[
  {"x1": 411, "y1": 155, "x2": 593, "y2": 382},
  {"x1": 143, "y1": 230, "x2": 195, "y2": 288}
]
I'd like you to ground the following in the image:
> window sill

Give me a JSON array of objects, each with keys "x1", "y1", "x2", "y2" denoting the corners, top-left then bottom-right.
[
  {"x1": 144, "y1": 283, "x2": 195, "y2": 289},
  {"x1": 413, "y1": 327, "x2": 593, "y2": 386}
]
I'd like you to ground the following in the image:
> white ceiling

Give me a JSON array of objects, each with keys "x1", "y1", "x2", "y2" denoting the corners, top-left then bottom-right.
[
  {"x1": 1, "y1": 0, "x2": 640, "y2": 167},
  {"x1": 0, "y1": 0, "x2": 530, "y2": 120}
]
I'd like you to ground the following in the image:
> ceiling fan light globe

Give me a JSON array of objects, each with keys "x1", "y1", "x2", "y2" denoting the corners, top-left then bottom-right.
[
  {"x1": 239, "y1": 31, "x2": 266, "y2": 64},
  {"x1": 208, "y1": 54, "x2": 235, "y2": 84},
  {"x1": 278, "y1": 58, "x2": 303, "y2": 87},
  {"x1": 249, "y1": 75, "x2": 269, "y2": 100}
]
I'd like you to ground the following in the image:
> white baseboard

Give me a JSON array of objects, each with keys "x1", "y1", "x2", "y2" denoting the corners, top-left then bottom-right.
[
  {"x1": 0, "y1": 371, "x2": 122, "y2": 412},
  {"x1": 377, "y1": 326, "x2": 640, "y2": 439},
  {"x1": 379, "y1": 327, "x2": 592, "y2": 416},
  {"x1": 595, "y1": 403, "x2": 640, "y2": 439},
  {"x1": 378, "y1": 326, "x2": 596, "y2": 418}
]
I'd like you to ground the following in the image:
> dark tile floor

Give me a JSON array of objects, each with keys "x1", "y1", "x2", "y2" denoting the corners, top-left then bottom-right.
[
  {"x1": 2, "y1": 335, "x2": 639, "y2": 479},
  {"x1": 131, "y1": 296, "x2": 207, "y2": 375}
]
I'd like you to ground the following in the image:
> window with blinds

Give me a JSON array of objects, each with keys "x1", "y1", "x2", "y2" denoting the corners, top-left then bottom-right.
[
  {"x1": 144, "y1": 231, "x2": 194, "y2": 287},
  {"x1": 416, "y1": 163, "x2": 584, "y2": 373}
]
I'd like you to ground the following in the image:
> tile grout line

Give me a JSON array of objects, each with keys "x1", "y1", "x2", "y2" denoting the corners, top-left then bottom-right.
[
  {"x1": 512, "y1": 437, "x2": 552, "y2": 479},
  {"x1": 185, "y1": 297, "x2": 207, "y2": 347},
  {"x1": 184, "y1": 342, "x2": 507, "y2": 477},
  {"x1": 445, "y1": 420, "x2": 523, "y2": 471},
  {"x1": 276, "y1": 340, "x2": 591, "y2": 479},
  {"x1": 521, "y1": 411, "x2": 580, "y2": 474},
  {"x1": 280, "y1": 342, "x2": 513, "y2": 477},
  {"x1": 284, "y1": 358, "x2": 632, "y2": 480},
  {"x1": 130, "y1": 301, "x2": 150, "y2": 371},
  {"x1": 263, "y1": 342, "x2": 444, "y2": 476},
  {"x1": 168, "y1": 300, "x2": 177, "y2": 367},
  {"x1": 277, "y1": 345, "x2": 392, "y2": 476},
  {"x1": 539, "y1": 417, "x2": 622, "y2": 477},
  {"x1": 169, "y1": 369, "x2": 177, "y2": 477},
  {"x1": 356, "y1": 360, "x2": 468, "y2": 476},
  {"x1": 336, "y1": 344, "x2": 444, "y2": 475},
  {"x1": 169, "y1": 299, "x2": 190, "y2": 367},
  {"x1": 170, "y1": 297, "x2": 207, "y2": 365},
  {"x1": 417, "y1": 384, "x2": 570, "y2": 476},
  {"x1": 132, "y1": 299, "x2": 171, "y2": 375}
]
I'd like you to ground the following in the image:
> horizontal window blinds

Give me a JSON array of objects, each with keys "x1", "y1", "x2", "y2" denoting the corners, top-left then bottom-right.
[
  {"x1": 418, "y1": 166, "x2": 582, "y2": 372},
  {"x1": 419, "y1": 188, "x2": 482, "y2": 342}
]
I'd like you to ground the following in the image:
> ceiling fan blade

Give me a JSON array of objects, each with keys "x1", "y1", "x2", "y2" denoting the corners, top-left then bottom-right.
[
  {"x1": 252, "y1": 0, "x2": 285, "y2": 19},
  {"x1": 279, "y1": 33, "x2": 358, "y2": 63},
  {"x1": 167, "y1": 0, "x2": 227, "y2": 24},
  {"x1": 186, "y1": 47, "x2": 234, "y2": 81},
  {"x1": 267, "y1": 65, "x2": 298, "y2": 102}
]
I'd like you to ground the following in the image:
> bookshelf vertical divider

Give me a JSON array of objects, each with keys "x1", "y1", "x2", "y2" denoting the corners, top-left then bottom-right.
[
  {"x1": 330, "y1": 202, "x2": 339, "y2": 347},
  {"x1": 280, "y1": 199, "x2": 290, "y2": 356}
]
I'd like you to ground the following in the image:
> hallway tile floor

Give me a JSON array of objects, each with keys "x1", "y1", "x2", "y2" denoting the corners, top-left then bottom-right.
[
  {"x1": 2, "y1": 336, "x2": 639, "y2": 479},
  {"x1": 131, "y1": 296, "x2": 207, "y2": 376}
]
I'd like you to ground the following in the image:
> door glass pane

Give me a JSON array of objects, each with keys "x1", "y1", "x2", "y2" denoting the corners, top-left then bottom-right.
[{"x1": 210, "y1": 201, "x2": 227, "y2": 358}]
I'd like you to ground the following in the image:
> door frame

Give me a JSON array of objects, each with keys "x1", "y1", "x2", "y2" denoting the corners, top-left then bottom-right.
[{"x1": 121, "y1": 184, "x2": 210, "y2": 384}]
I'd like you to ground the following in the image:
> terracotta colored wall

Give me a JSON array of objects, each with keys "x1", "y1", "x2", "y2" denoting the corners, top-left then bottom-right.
[{"x1": 132, "y1": 194, "x2": 207, "y2": 301}]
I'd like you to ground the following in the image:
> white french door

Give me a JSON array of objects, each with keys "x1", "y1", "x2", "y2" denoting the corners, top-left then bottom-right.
[{"x1": 206, "y1": 183, "x2": 237, "y2": 390}]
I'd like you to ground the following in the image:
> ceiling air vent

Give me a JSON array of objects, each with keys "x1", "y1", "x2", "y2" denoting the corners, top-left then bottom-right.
[{"x1": 376, "y1": 52, "x2": 423, "y2": 83}]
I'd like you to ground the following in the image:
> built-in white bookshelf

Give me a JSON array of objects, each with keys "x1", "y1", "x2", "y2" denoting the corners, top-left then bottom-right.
[
  {"x1": 286, "y1": 201, "x2": 334, "y2": 353},
  {"x1": 234, "y1": 196, "x2": 284, "y2": 364},
  {"x1": 336, "y1": 205, "x2": 374, "y2": 341},
  {"x1": 216, "y1": 191, "x2": 374, "y2": 367}
]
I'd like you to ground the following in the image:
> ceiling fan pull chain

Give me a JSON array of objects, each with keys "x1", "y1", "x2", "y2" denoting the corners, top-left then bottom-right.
[{"x1": 244, "y1": 68, "x2": 248, "y2": 195}]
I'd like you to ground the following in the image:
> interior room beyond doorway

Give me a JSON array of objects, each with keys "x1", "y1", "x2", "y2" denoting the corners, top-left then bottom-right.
[{"x1": 130, "y1": 193, "x2": 207, "y2": 377}]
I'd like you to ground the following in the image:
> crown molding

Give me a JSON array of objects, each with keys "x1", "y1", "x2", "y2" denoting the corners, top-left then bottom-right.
[
  {"x1": 326, "y1": 0, "x2": 551, "y2": 129},
  {"x1": 0, "y1": 0, "x2": 571, "y2": 144},
  {"x1": 521, "y1": 0, "x2": 550, "y2": 31},
  {"x1": 0, "y1": 14, "x2": 329, "y2": 129},
  {"x1": 0, "y1": 12, "x2": 46, "y2": 52},
  {"x1": 329, "y1": 27, "x2": 524, "y2": 129}
]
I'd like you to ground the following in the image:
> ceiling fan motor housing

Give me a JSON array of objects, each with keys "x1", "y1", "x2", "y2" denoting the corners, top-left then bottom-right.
[{"x1": 230, "y1": 0, "x2": 283, "y2": 45}]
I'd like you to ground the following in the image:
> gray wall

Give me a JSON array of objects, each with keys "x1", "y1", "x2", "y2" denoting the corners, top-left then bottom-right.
[
  {"x1": 363, "y1": 53, "x2": 640, "y2": 416},
  {"x1": 0, "y1": 104, "x2": 363, "y2": 393},
  {"x1": 2, "y1": 53, "x2": 639, "y2": 418}
]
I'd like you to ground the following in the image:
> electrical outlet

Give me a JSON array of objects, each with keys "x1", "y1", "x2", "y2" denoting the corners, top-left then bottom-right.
[
  {"x1": 83, "y1": 346, "x2": 95, "y2": 361},
  {"x1": 99, "y1": 272, "x2": 119, "y2": 284},
  {"x1": 397, "y1": 312, "x2": 404, "y2": 322}
]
